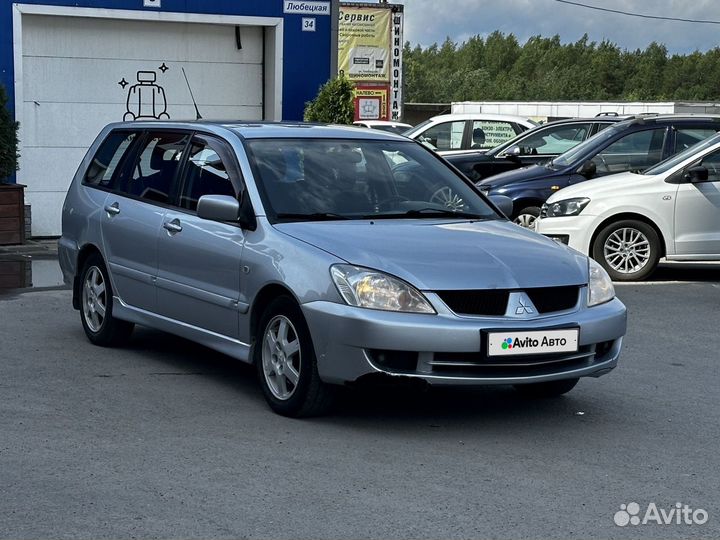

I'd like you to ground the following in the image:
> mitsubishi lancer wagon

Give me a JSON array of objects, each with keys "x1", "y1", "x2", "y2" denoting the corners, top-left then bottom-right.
[{"x1": 59, "y1": 122, "x2": 627, "y2": 417}]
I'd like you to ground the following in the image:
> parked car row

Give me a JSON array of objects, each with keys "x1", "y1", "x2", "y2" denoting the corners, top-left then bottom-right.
[
  {"x1": 395, "y1": 111, "x2": 720, "y2": 281},
  {"x1": 536, "y1": 131, "x2": 720, "y2": 280}
]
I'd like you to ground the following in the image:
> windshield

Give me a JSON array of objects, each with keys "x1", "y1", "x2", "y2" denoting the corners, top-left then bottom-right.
[
  {"x1": 245, "y1": 139, "x2": 500, "y2": 222},
  {"x1": 373, "y1": 124, "x2": 412, "y2": 135},
  {"x1": 643, "y1": 132, "x2": 720, "y2": 175},
  {"x1": 550, "y1": 122, "x2": 627, "y2": 168},
  {"x1": 402, "y1": 118, "x2": 433, "y2": 138}
]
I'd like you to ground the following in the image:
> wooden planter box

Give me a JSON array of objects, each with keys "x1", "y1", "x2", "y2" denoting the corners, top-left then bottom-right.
[
  {"x1": 0, "y1": 257, "x2": 31, "y2": 289},
  {"x1": 0, "y1": 183, "x2": 26, "y2": 245}
]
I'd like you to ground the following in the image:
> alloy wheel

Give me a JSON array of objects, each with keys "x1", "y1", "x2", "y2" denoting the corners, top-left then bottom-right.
[
  {"x1": 82, "y1": 266, "x2": 107, "y2": 333},
  {"x1": 430, "y1": 187, "x2": 465, "y2": 211},
  {"x1": 514, "y1": 213, "x2": 538, "y2": 229},
  {"x1": 603, "y1": 227, "x2": 651, "y2": 274},
  {"x1": 262, "y1": 315, "x2": 302, "y2": 400}
]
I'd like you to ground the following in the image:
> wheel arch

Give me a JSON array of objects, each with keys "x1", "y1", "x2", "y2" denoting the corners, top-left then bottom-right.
[
  {"x1": 589, "y1": 213, "x2": 667, "y2": 259},
  {"x1": 512, "y1": 196, "x2": 545, "y2": 217}
]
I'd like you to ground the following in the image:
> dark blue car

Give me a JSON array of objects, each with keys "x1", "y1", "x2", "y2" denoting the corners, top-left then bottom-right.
[{"x1": 475, "y1": 115, "x2": 720, "y2": 227}]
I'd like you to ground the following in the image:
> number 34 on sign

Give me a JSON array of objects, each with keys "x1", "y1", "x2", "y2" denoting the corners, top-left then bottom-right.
[{"x1": 302, "y1": 17, "x2": 316, "y2": 32}]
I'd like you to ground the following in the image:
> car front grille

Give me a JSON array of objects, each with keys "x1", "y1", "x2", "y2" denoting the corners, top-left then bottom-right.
[
  {"x1": 525, "y1": 286, "x2": 579, "y2": 313},
  {"x1": 436, "y1": 286, "x2": 580, "y2": 316},
  {"x1": 436, "y1": 289, "x2": 509, "y2": 316}
]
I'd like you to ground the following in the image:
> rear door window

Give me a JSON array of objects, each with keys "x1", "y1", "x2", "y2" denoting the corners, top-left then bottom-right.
[
  {"x1": 592, "y1": 128, "x2": 666, "y2": 174},
  {"x1": 83, "y1": 131, "x2": 138, "y2": 188},
  {"x1": 675, "y1": 127, "x2": 719, "y2": 152},
  {"x1": 119, "y1": 131, "x2": 190, "y2": 204}
]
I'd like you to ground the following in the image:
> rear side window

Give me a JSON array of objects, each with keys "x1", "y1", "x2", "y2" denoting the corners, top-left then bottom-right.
[
  {"x1": 119, "y1": 131, "x2": 190, "y2": 204},
  {"x1": 472, "y1": 120, "x2": 519, "y2": 150},
  {"x1": 515, "y1": 123, "x2": 591, "y2": 156},
  {"x1": 675, "y1": 128, "x2": 719, "y2": 152},
  {"x1": 84, "y1": 131, "x2": 137, "y2": 188}
]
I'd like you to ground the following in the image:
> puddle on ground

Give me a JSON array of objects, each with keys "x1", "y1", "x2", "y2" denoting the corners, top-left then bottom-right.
[{"x1": 0, "y1": 256, "x2": 67, "y2": 293}]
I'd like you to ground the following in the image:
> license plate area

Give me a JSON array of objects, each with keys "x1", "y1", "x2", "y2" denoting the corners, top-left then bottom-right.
[{"x1": 486, "y1": 328, "x2": 579, "y2": 357}]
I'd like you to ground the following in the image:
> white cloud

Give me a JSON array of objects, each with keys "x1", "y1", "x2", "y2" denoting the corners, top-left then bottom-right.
[{"x1": 391, "y1": 0, "x2": 720, "y2": 52}]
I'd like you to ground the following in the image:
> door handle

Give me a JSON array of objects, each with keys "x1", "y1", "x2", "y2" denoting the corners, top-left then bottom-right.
[
  {"x1": 163, "y1": 219, "x2": 183, "y2": 234},
  {"x1": 104, "y1": 202, "x2": 120, "y2": 216}
]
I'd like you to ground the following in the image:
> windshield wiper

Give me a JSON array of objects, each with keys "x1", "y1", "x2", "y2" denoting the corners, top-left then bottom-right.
[
  {"x1": 365, "y1": 208, "x2": 489, "y2": 220},
  {"x1": 275, "y1": 212, "x2": 351, "y2": 221}
]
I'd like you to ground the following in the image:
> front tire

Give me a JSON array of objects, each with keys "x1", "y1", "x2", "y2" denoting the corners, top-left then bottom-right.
[
  {"x1": 513, "y1": 206, "x2": 541, "y2": 229},
  {"x1": 513, "y1": 377, "x2": 579, "y2": 398},
  {"x1": 79, "y1": 253, "x2": 134, "y2": 346},
  {"x1": 592, "y1": 219, "x2": 660, "y2": 281},
  {"x1": 254, "y1": 296, "x2": 335, "y2": 417}
]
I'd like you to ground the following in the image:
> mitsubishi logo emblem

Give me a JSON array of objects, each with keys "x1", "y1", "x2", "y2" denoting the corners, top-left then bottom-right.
[
  {"x1": 515, "y1": 299, "x2": 534, "y2": 315},
  {"x1": 506, "y1": 292, "x2": 536, "y2": 318}
]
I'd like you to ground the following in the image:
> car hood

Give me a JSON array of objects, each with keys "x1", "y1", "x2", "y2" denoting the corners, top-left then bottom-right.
[
  {"x1": 274, "y1": 219, "x2": 588, "y2": 290},
  {"x1": 476, "y1": 164, "x2": 561, "y2": 188},
  {"x1": 546, "y1": 171, "x2": 646, "y2": 203}
]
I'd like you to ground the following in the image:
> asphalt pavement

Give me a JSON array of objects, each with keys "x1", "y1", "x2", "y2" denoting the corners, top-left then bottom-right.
[{"x1": 0, "y1": 265, "x2": 718, "y2": 539}]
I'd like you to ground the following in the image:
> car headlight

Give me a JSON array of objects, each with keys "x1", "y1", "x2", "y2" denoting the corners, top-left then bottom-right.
[
  {"x1": 330, "y1": 264, "x2": 435, "y2": 313},
  {"x1": 543, "y1": 197, "x2": 590, "y2": 217},
  {"x1": 587, "y1": 258, "x2": 615, "y2": 307}
]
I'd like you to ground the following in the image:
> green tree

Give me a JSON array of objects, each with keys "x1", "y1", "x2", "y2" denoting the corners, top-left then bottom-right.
[
  {"x1": 304, "y1": 75, "x2": 355, "y2": 124},
  {"x1": 403, "y1": 31, "x2": 720, "y2": 104},
  {"x1": 0, "y1": 84, "x2": 19, "y2": 182}
]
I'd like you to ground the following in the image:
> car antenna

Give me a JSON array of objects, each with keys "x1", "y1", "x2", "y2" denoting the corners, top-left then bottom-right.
[{"x1": 182, "y1": 67, "x2": 203, "y2": 120}]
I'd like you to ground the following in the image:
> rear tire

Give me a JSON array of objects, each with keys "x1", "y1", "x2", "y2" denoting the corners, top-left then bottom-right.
[
  {"x1": 79, "y1": 253, "x2": 134, "y2": 346},
  {"x1": 592, "y1": 219, "x2": 660, "y2": 281},
  {"x1": 254, "y1": 296, "x2": 335, "y2": 417},
  {"x1": 513, "y1": 377, "x2": 579, "y2": 398}
]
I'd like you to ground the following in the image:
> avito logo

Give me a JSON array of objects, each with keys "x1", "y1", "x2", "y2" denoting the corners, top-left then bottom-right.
[{"x1": 502, "y1": 336, "x2": 568, "y2": 350}]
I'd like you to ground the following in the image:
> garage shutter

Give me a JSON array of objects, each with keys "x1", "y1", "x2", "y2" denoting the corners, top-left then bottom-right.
[{"x1": 19, "y1": 14, "x2": 263, "y2": 236}]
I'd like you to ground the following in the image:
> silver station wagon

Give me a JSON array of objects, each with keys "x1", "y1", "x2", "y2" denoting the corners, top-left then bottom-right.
[{"x1": 59, "y1": 122, "x2": 627, "y2": 416}]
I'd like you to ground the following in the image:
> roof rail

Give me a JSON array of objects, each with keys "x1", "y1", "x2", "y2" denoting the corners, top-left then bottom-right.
[{"x1": 595, "y1": 112, "x2": 619, "y2": 117}]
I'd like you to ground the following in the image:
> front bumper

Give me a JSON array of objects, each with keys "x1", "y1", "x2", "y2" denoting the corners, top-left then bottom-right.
[
  {"x1": 302, "y1": 296, "x2": 627, "y2": 385},
  {"x1": 535, "y1": 215, "x2": 598, "y2": 254}
]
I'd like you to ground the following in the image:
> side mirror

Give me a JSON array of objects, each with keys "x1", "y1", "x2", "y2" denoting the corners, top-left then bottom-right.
[
  {"x1": 489, "y1": 194, "x2": 513, "y2": 218},
  {"x1": 577, "y1": 160, "x2": 596, "y2": 178},
  {"x1": 684, "y1": 165, "x2": 709, "y2": 183},
  {"x1": 504, "y1": 145, "x2": 521, "y2": 160},
  {"x1": 197, "y1": 194, "x2": 240, "y2": 222}
]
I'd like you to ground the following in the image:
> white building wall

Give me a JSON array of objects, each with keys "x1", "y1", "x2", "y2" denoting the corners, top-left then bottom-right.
[{"x1": 451, "y1": 101, "x2": 682, "y2": 121}]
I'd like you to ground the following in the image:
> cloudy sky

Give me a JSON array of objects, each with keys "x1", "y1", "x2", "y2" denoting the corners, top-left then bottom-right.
[{"x1": 378, "y1": 0, "x2": 720, "y2": 53}]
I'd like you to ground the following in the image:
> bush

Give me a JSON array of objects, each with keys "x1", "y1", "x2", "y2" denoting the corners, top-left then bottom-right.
[
  {"x1": 304, "y1": 74, "x2": 355, "y2": 124},
  {"x1": 0, "y1": 84, "x2": 19, "y2": 182}
]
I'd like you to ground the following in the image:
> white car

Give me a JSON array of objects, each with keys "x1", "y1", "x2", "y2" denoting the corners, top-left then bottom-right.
[
  {"x1": 352, "y1": 120, "x2": 413, "y2": 135},
  {"x1": 536, "y1": 132, "x2": 720, "y2": 281},
  {"x1": 404, "y1": 113, "x2": 537, "y2": 156}
]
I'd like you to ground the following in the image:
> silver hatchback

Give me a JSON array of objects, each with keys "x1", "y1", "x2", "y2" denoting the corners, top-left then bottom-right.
[{"x1": 59, "y1": 122, "x2": 627, "y2": 416}]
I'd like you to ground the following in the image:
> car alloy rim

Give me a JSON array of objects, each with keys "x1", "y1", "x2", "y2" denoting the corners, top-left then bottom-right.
[
  {"x1": 262, "y1": 315, "x2": 302, "y2": 401},
  {"x1": 603, "y1": 227, "x2": 651, "y2": 274},
  {"x1": 82, "y1": 266, "x2": 107, "y2": 333},
  {"x1": 430, "y1": 186, "x2": 465, "y2": 211},
  {"x1": 514, "y1": 213, "x2": 537, "y2": 229}
]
